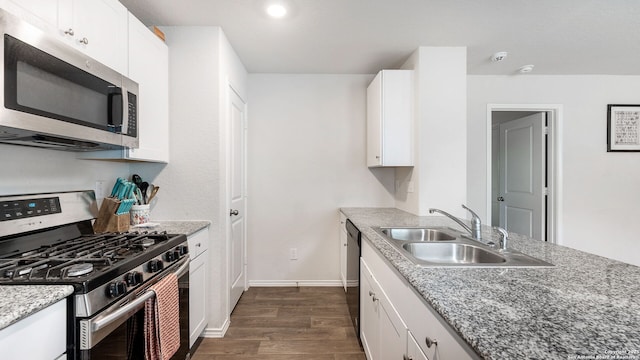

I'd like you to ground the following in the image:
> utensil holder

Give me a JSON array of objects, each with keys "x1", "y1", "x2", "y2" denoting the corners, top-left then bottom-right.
[
  {"x1": 94, "y1": 197, "x2": 130, "y2": 233},
  {"x1": 130, "y1": 204, "x2": 150, "y2": 225}
]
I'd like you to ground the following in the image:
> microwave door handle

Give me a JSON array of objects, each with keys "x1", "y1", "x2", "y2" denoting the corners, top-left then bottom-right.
[
  {"x1": 121, "y1": 86, "x2": 129, "y2": 135},
  {"x1": 107, "y1": 88, "x2": 123, "y2": 132}
]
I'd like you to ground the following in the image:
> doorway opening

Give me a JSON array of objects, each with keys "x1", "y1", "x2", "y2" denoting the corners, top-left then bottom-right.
[{"x1": 486, "y1": 104, "x2": 563, "y2": 244}]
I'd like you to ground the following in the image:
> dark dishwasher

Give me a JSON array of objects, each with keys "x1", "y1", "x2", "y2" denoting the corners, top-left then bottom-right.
[{"x1": 345, "y1": 219, "x2": 361, "y2": 344}]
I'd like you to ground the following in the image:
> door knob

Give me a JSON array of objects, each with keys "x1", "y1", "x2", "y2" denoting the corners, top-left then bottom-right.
[
  {"x1": 497, "y1": 196, "x2": 504, "y2": 202},
  {"x1": 230, "y1": 209, "x2": 239, "y2": 216}
]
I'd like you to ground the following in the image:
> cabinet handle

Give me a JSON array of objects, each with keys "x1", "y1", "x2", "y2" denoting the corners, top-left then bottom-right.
[
  {"x1": 196, "y1": 243, "x2": 201, "y2": 247},
  {"x1": 375, "y1": 156, "x2": 380, "y2": 159},
  {"x1": 368, "y1": 290, "x2": 378, "y2": 302},
  {"x1": 425, "y1": 336, "x2": 438, "y2": 348},
  {"x1": 403, "y1": 356, "x2": 413, "y2": 360},
  {"x1": 64, "y1": 28, "x2": 74, "y2": 36},
  {"x1": 230, "y1": 209, "x2": 239, "y2": 216},
  {"x1": 79, "y1": 37, "x2": 89, "y2": 45},
  {"x1": 343, "y1": 243, "x2": 347, "y2": 247}
]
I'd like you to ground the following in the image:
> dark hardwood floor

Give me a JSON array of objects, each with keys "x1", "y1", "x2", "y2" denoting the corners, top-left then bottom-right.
[{"x1": 192, "y1": 287, "x2": 366, "y2": 360}]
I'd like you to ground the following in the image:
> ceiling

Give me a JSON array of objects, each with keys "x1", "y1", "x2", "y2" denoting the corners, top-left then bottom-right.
[{"x1": 119, "y1": 0, "x2": 640, "y2": 75}]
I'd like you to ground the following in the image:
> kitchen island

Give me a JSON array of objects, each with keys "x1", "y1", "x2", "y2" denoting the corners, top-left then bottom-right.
[{"x1": 342, "y1": 207, "x2": 640, "y2": 359}]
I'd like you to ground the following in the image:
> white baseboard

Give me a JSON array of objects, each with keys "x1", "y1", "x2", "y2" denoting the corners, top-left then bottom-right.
[
  {"x1": 248, "y1": 280, "x2": 343, "y2": 287},
  {"x1": 202, "y1": 318, "x2": 230, "y2": 338}
]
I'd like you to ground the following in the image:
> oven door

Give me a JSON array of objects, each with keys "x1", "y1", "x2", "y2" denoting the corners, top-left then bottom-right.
[{"x1": 75, "y1": 258, "x2": 190, "y2": 360}]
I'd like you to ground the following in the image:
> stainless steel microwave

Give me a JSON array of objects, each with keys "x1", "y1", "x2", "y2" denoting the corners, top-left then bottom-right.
[{"x1": 0, "y1": 9, "x2": 138, "y2": 151}]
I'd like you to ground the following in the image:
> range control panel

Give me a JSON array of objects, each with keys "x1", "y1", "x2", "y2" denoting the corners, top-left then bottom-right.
[{"x1": 1, "y1": 197, "x2": 61, "y2": 222}]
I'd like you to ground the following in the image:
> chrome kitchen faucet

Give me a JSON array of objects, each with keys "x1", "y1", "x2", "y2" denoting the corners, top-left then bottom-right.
[{"x1": 428, "y1": 204, "x2": 482, "y2": 241}]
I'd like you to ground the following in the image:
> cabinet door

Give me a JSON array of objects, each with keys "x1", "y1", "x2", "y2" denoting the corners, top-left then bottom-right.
[
  {"x1": 5, "y1": 0, "x2": 59, "y2": 28},
  {"x1": 0, "y1": 299, "x2": 66, "y2": 359},
  {"x1": 189, "y1": 250, "x2": 208, "y2": 347},
  {"x1": 378, "y1": 292, "x2": 407, "y2": 360},
  {"x1": 360, "y1": 259, "x2": 379, "y2": 360},
  {"x1": 361, "y1": 257, "x2": 408, "y2": 360},
  {"x1": 126, "y1": 13, "x2": 169, "y2": 163},
  {"x1": 64, "y1": 0, "x2": 128, "y2": 74},
  {"x1": 79, "y1": 13, "x2": 170, "y2": 162},
  {"x1": 408, "y1": 331, "x2": 430, "y2": 360},
  {"x1": 366, "y1": 72, "x2": 383, "y2": 167},
  {"x1": 339, "y1": 212, "x2": 347, "y2": 291},
  {"x1": 366, "y1": 70, "x2": 413, "y2": 167}
]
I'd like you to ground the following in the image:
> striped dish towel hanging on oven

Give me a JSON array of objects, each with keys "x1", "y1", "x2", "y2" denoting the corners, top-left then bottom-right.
[{"x1": 144, "y1": 273, "x2": 180, "y2": 360}]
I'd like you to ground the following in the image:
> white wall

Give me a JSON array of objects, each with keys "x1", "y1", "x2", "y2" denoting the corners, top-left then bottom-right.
[
  {"x1": 467, "y1": 75, "x2": 640, "y2": 266},
  {"x1": 247, "y1": 74, "x2": 395, "y2": 284},
  {"x1": 0, "y1": 144, "x2": 129, "y2": 197},
  {"x1": 396, "y1": 47, "x2": 468, "y2": 217},
  {"x1": 130, "y1": 26, "x2": 248, "y2": 333}
]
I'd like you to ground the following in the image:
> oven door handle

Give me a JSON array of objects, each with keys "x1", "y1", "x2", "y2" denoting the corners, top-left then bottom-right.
[{"x1": 89, "y1": 256, "x2": 189, "y2": 333}]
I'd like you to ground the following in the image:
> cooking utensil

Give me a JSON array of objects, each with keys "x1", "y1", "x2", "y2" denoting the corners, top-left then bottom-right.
[
  {"x1": 147, "y1": 185, "x2": 159, "y2": 203},
  {"x1": 140, "y1": 182, "x2": 149, "y2": 204},
  {"x1": 131, "y1": 174, "x2": 142, "y2": 188}
]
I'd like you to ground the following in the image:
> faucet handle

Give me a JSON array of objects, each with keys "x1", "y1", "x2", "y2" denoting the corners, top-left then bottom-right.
[
  {"x1": 461, "y1": 204, "x2": 480, "y2": 220},
  {"x1": 494, "y1": 227, "x2": 508, "y2": 250}
]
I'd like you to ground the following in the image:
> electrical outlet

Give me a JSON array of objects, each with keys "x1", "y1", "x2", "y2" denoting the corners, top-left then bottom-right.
[
  {"x1": 289, "y1": 248, "x2": 298, "y2": 260},
  {"x1": 95, "y1": 180, "x2": 107, "y2": 199},
  {"x1": 407, "y1": 181, "x2": 415, "y2": 193}
]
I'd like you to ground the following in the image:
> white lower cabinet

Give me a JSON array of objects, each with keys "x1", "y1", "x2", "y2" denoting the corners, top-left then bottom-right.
[
  {"x1": 360, "y1": 237, "x2": 480, "y2": 360},
  {"x1": 407, "y1": 331, "x2": 430, "y2": 360},
  {"x1": 339, "y1": 211, "x2": 348, "y2": 291},
  {"x1": 360, "y1": 258, "x2": 407, "y2": 360},
  {"x1": 0, "y1": 299, "x2": 67, "y2": 359},
  {"x1": 188, "y1": 228, "x2": 209, "y2": 347}
]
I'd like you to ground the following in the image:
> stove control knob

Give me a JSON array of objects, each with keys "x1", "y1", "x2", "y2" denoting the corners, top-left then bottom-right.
[
  {"x1": 125, "y1": 271, "x2": 143, "y2": 286},
  {"x1": 106, "y1": 281, "x2": 127, "y2": 298},
  {"x1": 147, "y1": 259, "x2": 164, "y2": 273},
  {"x1": 176, "y1": 245, "x2": 189, "y2": 256},
  {"x1": 165, "y1": 251, "x2": 178, "y2": 262}
]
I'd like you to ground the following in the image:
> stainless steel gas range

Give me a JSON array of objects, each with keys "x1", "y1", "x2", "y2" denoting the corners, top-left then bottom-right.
[{"x1": 0, "y1": 191, "x2": 190, "y2": 360}]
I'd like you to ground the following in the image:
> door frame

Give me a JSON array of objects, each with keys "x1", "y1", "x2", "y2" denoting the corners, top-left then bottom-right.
[{"x1": 486, "y1": 104, "x2": 563, "y2": 244}]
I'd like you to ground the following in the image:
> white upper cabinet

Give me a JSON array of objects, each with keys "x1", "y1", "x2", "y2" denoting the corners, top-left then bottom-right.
[
  {"x1": 3, "y1": 0, "x2": 59, "y2": 28},
  {"x1": 366, "y1": 70, "x2": 413, "y2": 167},
  {"x1": 77, "y1": 11, "x2": 170, "y2": 163},
  {"x1": 58, "y1": 0, "x2": 128, "y2": 74},
  {"x1": 123, "y1": 13, "x2": 169, "y2": 162},
  {"x1": 10, "y1": 0, "x2": 128, "y2": 74}
]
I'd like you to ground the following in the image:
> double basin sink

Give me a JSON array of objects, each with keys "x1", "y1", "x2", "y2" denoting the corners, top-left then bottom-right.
[{"x1": 375, "y1": 227, "x2": 553, "y2": 267}]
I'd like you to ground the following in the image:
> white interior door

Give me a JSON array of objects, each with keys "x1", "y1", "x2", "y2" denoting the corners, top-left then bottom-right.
[
  {"x1": 498, "y1": 113, "x2": 545, "y2": 240},
  {"x1": 229, "y1": 87, "x2": 247, "y2": 311}
]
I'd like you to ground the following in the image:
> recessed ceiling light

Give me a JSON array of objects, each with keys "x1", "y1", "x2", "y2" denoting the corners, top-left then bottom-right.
[
  {"x1": 518, "y1": 64, "x2": 535, "y2": 73},
  {"x1": 266, "y1": 3, "x2": 287, "y2": 18},
  {"x1": 491, "y1": 51, "x2": 508, "y2": 62}
]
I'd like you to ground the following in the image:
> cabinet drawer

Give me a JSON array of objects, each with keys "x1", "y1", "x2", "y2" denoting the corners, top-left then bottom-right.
[{"x1": 188, "y1": 228, "x2": 209, "y2": 259}]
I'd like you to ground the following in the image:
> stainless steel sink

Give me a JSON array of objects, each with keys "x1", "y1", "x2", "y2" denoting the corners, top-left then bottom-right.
[
  {"x1": 402, "y1": 242, "x2": 507, "y2": 264},
  {"x1": 380, "y1": 227, "x2": 457, "y2": 241},
  {"x1": 374, "y1": 227, "x2": 554, "y2": 268}
]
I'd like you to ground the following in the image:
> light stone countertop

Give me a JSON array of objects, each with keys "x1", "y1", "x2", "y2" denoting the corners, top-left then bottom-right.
[
  {"x1": 341, "y1": 207, "x2": 640, "y2": 360},
  {"x1": 0, "y1": 285, "x2": 74, "y2": 330},
  {"x1": 0, "y1": 221, "x2": 210, "y2": 331},
  {"x1": 130, "y1": 220, "x2": 210, "y2": 236}
]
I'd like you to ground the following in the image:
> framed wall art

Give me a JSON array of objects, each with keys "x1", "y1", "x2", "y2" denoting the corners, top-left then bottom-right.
[{"x1": 607, "y1": 104, "x2": 640, "y2": 152}]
